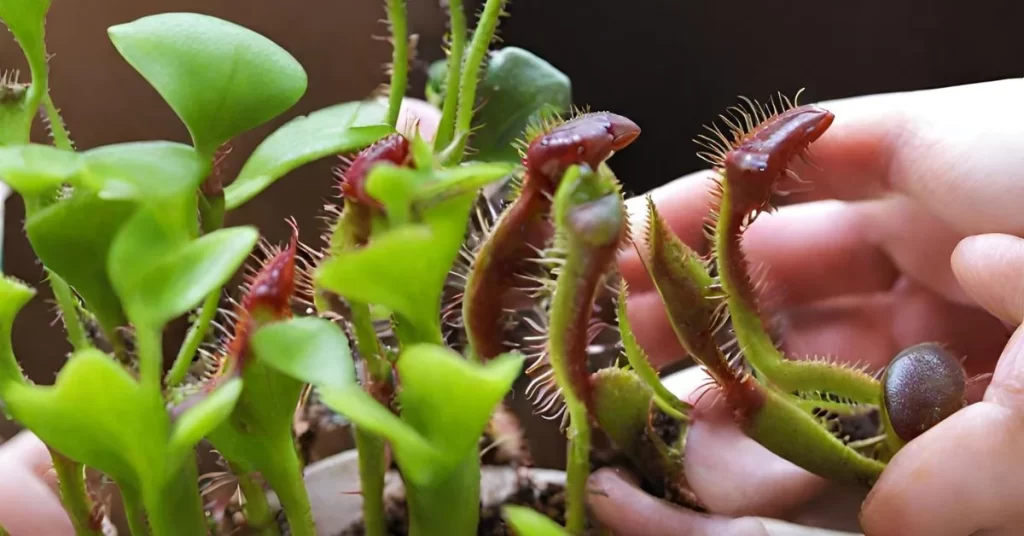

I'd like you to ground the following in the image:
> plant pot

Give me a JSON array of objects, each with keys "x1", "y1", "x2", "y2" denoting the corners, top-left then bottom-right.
[
  {"x1": 268, "y1": 449, "x2": 566, "y2": 535},
  {"x1": 273, "y1": 445, "x2": 865, "y2": 536}
]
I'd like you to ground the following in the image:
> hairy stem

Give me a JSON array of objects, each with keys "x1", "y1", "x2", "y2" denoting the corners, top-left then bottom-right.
[
  {"x1": 433, "y1": 0, "x2": 467, "y2": 152},
  {"x1": 166, "y1": 293, "x2": 219, "y2": 387},
  {"x1": 446, "y1": 0, "x2": 508, "y2": 165},
  {"x1": 50, "y1": 450, "x2": 102, "y2": 536},
  {"x1": 230, "y1": 463, "x2": 280, "y2": 536},
  {"x1": 714, "y1": 180, "x2": 879, "y2": 403},
  {"x1": 48, "y1": 271, "x2": 91, "y2": 352},
  {"x1": 385, "y1": 0, "x2": 408, "y2": 128},
  {"x1": 42, "y1": 94, "x2": 73, "y2": 151},
  {"x1": 354, "y1": 428, "x2": 387, "y2": 536}
]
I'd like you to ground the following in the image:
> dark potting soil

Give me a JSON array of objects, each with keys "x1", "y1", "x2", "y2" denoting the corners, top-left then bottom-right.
[{"x1": 335, "y1": 475, "x2": 596, "y2": 536}]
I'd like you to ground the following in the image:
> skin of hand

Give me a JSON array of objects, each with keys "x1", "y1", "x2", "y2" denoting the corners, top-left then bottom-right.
[
  {"x1": 602, "y1": 77, "x2": 1024, "y2": 535},
  {"x1": 0, "y1": 431, "x2": 74, "y2": 535}
]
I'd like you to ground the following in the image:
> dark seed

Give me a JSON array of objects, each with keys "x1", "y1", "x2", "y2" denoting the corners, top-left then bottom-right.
[{"x1": 883, "y1": 342, "x2": 967, "y2": 442}]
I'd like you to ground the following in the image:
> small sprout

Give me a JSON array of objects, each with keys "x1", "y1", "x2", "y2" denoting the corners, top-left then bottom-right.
[{"x1": 882, "y1": 342, "x2": 967, "y2": 443}]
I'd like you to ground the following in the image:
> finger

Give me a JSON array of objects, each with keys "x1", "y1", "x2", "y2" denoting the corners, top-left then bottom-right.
[
  {"x1": 620, "y1": 170, "x2": 719, "y2": 293},
  {"x1": 683, "y1": 389, "x2": 830, "y2": 519},
  {"x1": 952, "y1": 233, "x2": 1024, "y2": 327},
  {"x1": 396, "y1": 98, "x2": 441, "y2": 141},
  {"x1": 0, "y1": 455, "x2": 74, "y2": 536},
  {"x1": 1, "y1": 431, "x2": 60, "y2": 492},
  {"x1": 778, "y1": 280, "x2": 1008, "y2": 383},
  {"x1": 587, "y1": 467, "x2": 768, "y2": 536},
  {"x1": 860, "y1": 402, "x2": 1024, "y2": 536},
  {"x1": 788, "y1": 79, "x2": 1024, "y2": 236}
]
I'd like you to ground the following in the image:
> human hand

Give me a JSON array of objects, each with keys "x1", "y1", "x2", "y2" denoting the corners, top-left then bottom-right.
[
  {"x1": 599, "y1": 78, "x2": 1024, "y2": 535},
  {"x1": 0, "y1": 431, "x2": 74, "y2": 535}
]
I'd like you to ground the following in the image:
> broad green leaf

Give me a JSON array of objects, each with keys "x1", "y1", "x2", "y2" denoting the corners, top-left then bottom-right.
[
  {"x1": 433, "y1": 47, "x2": 571, "y2": 163},
  {"x1": 0, "y1": 276, "x2": 35, "y2": 387},
  {"x1": 411, "y1": 162, "x2": 515, "y2": 207},
  {"x1": 0, "y1": 0, "x2": 49, "y2": 59},
  {"x1": 315, "y1": 225, "x2": 448, "y2": 343},
  {"x1": 250, "y1": 316, "x2": 354, "y2": 391},
  {"x1": 225, "y1": 100, "x2": 391, "y2": 209},
  {"x1": 0, "y1": 144, "x2": 80, "y2": 197},
  {"x1": 108, "y1": 207, "x2": 258, "y2": 325},
  {"x1": 108, "y1": 12, "x2": 307, "y2": 156},
  {"x1": 502, "y1": 506, "x2": 571, "y2": 536},
  {"x1": 81, "y1": 141, "x2": 207, "y2": 202},
  {"x1": 397, "y1": 345, "x2": 523, "y2": 469},
  {"x1": 167, "y1": 377, "x2": 242, "y2": 465},
  {"x1": 0, "y1": 350, "x2": 167, "y2": 486},
  {"x1": 26, "y1": 193, "x2": 136, "y2": 329}
]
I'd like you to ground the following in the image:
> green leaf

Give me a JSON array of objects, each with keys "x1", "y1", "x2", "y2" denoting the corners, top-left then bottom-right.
[
  {"x1": 225, "y1": 100, "x2": 391, "y2": 209},
  {"x1": 250, "y1": 316, "x2": 354, "y2": 390},
  {"x1": 108, "y1": 208, "x2": 258, "y2": 325},
  {"x1": 81, "y1": 141, "x2": 207, "y2": 203},
  {"x1": 468, "y1": 47, "x2": 571, "y2": 162},
  {"x1": 397, "y1": 345, "x2": 523, "y2": 470},
  {"x1": 108, "y1": 12, "x2": 307, "y2": 156},
  {"x1": 315, "y1": 225, "x2": 448, "y2": 343},
  {"x1": 502, "y1": 506, "x2": 571, "y2": 536},
  {"x1": 0, "y1": 276, "x2": 35, "y2": 387},
  {"x1": 0, "y1": 350, "x2": 168, "y2": 486},
  {"x1": 26, "y1": 193, "x2": 137, "y2": 329},
  {"x1": 0, "y1": 144, "x2": 80, "y2": 197},
  {"x1": 0, "y1": 0, "x2": 49, "y2": 58},
  {"x1": 167, "y1": 377, "x2": 242, "y2": 465}
]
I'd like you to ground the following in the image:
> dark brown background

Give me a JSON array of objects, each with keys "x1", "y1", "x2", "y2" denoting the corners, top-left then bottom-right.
[{"x1": 2, "y1": 0, "x2": 1021, "y2": 466}]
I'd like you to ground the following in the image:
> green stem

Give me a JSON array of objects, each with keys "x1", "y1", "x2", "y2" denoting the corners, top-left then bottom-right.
[
  {"x1": 433, "y1": 0, "x2": 467, "y2": 152},
  {"x1": 353, "y1": 428, "x2": 387, "y2": 536},
  {"x1": 142, "y1": 459, "x2": 207, "y2": 536},
  {"x1": 564, "y1": 401, "x2": 590, "y2": 535},
  {"x1": 0, "y1": 524, "x2": 8, "y2": 536},
  {"x1": 230, "y1": 463, "x2": 280, "y2": 536},
  {"x1": 50, "y1": 450, "x2": 103, "y2": 536},
  {"x1": 42, "y1": 94, "x2": 73, "y2": 151},
  {"x1": 405, "y1": 453, "x2": 480, "y2": 536},
  {"x1": 136, "y1": 324, "x2": 163, "y2": 392},
  {"x1": 47, "y1": 271, "x2": 91, "y2": 352},
  {"x1": 119, "y1": 484, "x2": 149, "y2": 536},
  {"x1": 446, "y1": 0, "x2": 508, "y2": 165},
  {"x1": 385, "y1": 0, "x2": 408, "y2": 128},
  {"x1": 166, "y1": 293, "x2": 219, "y2": 387},
  {"x1": 713, "y1": 180, "x2": 880, "y2": 404},
  {"x1": 262, "y1": 437, "x2": 316, "y2": 536}
]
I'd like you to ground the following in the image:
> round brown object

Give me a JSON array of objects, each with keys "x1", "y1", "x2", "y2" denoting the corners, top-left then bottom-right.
[{"x1": 883, "y1": 342, "x2": 968, "y2": 442}]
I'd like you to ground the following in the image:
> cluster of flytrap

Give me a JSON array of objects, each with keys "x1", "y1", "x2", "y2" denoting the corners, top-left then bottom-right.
[{"x1": 0, "y1": 0, "x2": 972, "y2": 535}]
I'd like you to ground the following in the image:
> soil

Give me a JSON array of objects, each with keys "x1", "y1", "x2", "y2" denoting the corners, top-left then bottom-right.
[{"x1": 335, "y1": 473, "x2": 597, "y2": 536}]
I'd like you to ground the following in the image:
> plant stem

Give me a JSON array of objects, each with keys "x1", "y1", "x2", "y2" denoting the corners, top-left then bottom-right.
[
  {"x1": 50, "y1": 449, "x2": 103, "y2": 536},
  {"x1": 119, "y1": 484, "x2": 150, "y2": 536},
  {"x1": 136, "y1": 324, "x2": 163, "y2": 391},
  {"x1": 385, "y1": 0, "x2": 408, "y2": 128},
  {"x1": 354, "y1": 428, "x2": 387, "y2": 536},
  {"x1": 564, "y1": 400, "x2": 590, "y2": 535},
  {"x1": 713, "y1": 180, "x2": 880, "y2": 403},
  {"x1": 405, "y1": 453, "x2": 480, "y2": 536},
  {"x1": 446, "y1": 0, "x2": 507, "y2": 165},
  {"x1": 433, "y1": 0, "x2": 467, "y2": 152},
  {"x1": 48, "y1": 271, "x2": 91, "y2": 352},
  {"x1": 142, "y1": 459, "x2": 207, "y2": 536},
  {"x1": 165, "y1": 293, "x2": 220, "y2": 387},
  {"x1": 230, "y1": 462, "x2": 280, "y2": 536},
  {"x1": 42, "y1": 94, "x2": 73, "y2": 151},
  {"x1": 262, "y1": 437, "x2": 316, "y2": 536}
]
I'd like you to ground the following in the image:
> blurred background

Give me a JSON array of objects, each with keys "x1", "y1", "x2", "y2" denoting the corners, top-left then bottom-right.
[{"x1": 1, "y1": 0, "x2": 1022, "y2": 466}]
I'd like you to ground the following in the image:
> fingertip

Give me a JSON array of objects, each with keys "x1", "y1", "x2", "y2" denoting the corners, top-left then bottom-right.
[
  {"x1": 396, "y1": 98, "x2": 442, "y2": 142},
  {"x1": 951, "y1": 233, "x2": 1024, "y2": 325}
]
